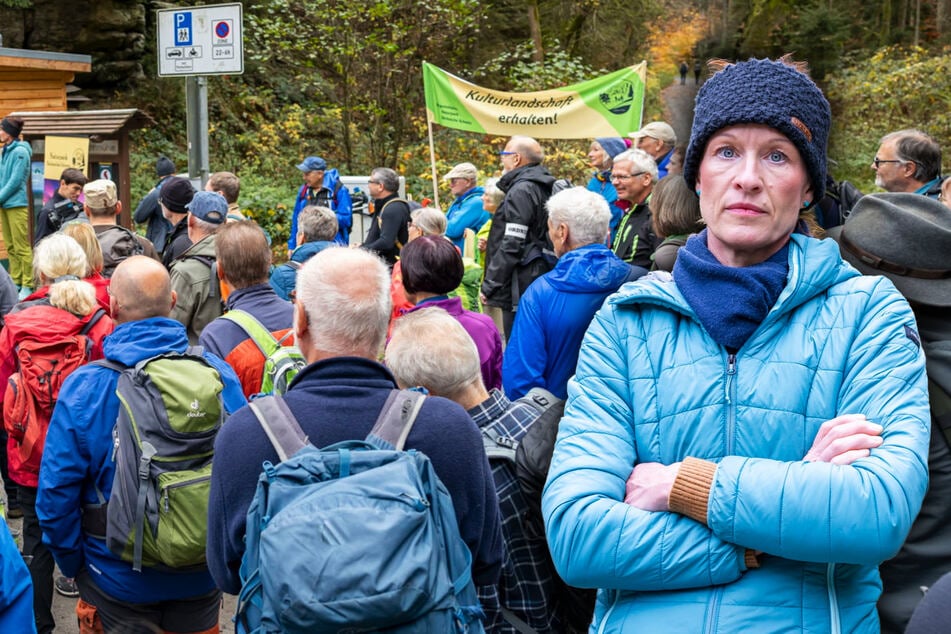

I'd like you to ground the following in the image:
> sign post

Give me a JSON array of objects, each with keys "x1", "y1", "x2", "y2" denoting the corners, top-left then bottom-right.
[{"x1": 156, "y1": 3, "x2": 243, "y2": 185}]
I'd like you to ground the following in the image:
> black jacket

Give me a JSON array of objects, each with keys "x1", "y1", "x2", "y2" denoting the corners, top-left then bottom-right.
[
  {"x1": 481, "y1": 164, "x2": 555, "y2": 311},
  {"x1": 161, "y1": 217, "x2": 192, "y2": 269},
  {"x1": 879, "y1": 306, "x2": 951, "y2": 632},
  {"x1": 363, "y1": 193, "x2": 409, "y2": 266},
  {"x1": 611, "y1": 201, "x2": 658, "y2": 269}
]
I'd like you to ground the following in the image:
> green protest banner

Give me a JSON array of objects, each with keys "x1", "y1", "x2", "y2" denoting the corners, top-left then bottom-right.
[{"x1": 422, "y1": 61, "x2": 646, "y2": 138}]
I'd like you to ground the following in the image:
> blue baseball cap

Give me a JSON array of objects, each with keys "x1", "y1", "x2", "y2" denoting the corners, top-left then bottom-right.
[
  {"x1": 296, "y1": 156, "x2": 327, "y2": 172},
  {"x1": 186, "y1": 191, "x2": 227, "y2": 224}
]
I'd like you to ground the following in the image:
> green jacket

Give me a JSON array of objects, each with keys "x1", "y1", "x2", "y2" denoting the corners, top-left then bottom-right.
[{"x1": 169, "y1": 234, "x2": 221, "y2": 343}]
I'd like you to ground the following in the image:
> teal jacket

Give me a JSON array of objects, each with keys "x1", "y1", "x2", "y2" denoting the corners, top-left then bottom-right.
[
  {"x1": 0, "y1": 140, "x2": 32, "y2": 209},
  {"x1": 543, "y1": 234, "x2": 930, "y2": 633}
]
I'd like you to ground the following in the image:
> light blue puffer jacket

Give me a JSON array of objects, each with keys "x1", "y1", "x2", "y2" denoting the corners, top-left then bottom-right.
[{"x1": 543, "y1": 234, "x2": 930, "y2": 634}]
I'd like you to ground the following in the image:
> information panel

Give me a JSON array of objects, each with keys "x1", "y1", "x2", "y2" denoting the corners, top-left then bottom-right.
[{"x1": 157, "y1": 3, "x2": 243, "y2": 77}]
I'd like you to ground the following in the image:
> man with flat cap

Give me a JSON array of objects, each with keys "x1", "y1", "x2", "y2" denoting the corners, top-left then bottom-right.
[
  {"x1": 290, "y1": 155, "x2": 351, "y2": 249},
  {"x1": 443, "y1": 162, "x2": 487, "y2": 252},
  {"x1": 630, "y1": 121, "x2": 677, "y2": 180},
  {"x1": 829, "y1": 193, "x2": 951, "y2": 633}
]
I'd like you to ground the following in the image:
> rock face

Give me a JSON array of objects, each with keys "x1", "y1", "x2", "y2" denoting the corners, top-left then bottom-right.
[{"x1": 0, "y1": 0, "x2": 147, "y2": 88}]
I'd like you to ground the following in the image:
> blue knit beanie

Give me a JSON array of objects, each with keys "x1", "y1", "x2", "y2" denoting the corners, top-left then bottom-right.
[
  {"x1": 682, "y1": 58, "x2": 831, "y2": 200},
  {"x1": 595, "y1": 137, "x2": 628, "y2": 160}
]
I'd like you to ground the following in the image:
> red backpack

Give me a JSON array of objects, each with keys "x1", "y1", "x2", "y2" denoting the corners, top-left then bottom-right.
[{"x1": 3, "y1": 309, "x2": 107, "y2": 477}]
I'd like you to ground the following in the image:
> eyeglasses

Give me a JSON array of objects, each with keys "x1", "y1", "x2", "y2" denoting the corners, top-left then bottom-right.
[
  {"x1": 610, "y1": 171, "x2": 646, "y2": 182},
  {"x1": 498, "y1": 151, "x2": 517, "y2": 157},
  {"x1": 367, "y1": 179, "x2": 380, "y2": 185},
  {"x1": 872, "y1": 157, "x2": 905, "y2": 168}
]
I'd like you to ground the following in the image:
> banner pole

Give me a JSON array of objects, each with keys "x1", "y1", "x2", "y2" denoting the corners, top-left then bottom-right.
[{"x1": 427, "y1": 110, "x2": 439, "y2": 209}]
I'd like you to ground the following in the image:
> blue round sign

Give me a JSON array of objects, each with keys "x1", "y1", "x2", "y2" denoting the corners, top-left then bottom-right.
[{"x1": 214, "y1": 21, "x2": 230, "y2": 38}]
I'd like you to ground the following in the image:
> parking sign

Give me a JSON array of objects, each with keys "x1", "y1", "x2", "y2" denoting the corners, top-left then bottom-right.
[{"x1": 157, "y1": 3, "x2": 243, "y2": 76}]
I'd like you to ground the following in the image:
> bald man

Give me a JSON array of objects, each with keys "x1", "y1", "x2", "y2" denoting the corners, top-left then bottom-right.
[
  {"x1": 36, "y1": 256, "x2": 245, "y2": 634},
  {"x1": 481, "y1": 135, "x2": 556, "y2": 340}
]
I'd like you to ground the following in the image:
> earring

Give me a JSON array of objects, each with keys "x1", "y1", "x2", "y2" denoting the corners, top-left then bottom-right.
[
  {"x1": 695, "y1": 189, "x2": 701, "y2": 196},
  {"x1": 802, "y1": 200, "x2": 811, "y2": 208}
]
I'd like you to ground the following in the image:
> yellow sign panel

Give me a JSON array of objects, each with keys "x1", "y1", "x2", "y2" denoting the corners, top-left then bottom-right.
[{"x1": 44, "y1": 136, "x2": 89, "y2": 180}]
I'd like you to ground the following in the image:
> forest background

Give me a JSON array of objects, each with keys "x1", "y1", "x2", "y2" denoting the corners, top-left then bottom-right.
[{"x1": 1, "y1": 0, "x2": 949, "y2": 250}]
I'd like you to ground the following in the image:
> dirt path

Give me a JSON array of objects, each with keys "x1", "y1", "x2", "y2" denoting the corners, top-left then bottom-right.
[{"x1": 661, "y1": 76, "x2": 701, "y2": 149}]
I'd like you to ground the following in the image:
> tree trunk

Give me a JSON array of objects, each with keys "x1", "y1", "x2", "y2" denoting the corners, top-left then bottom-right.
[{"x1": 528, "y1": 1, "x2": 544, "y2": 62}]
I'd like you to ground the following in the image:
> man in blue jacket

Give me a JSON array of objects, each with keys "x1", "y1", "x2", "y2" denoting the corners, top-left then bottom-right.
[
  {"x1": 270, "y1": 205, "x2": 337, "y2": 301},
  {"x1": 443, "y1": 162, "x2": 487, "y2": 252},
  {"x1": 207, "y1": 246, "x2": 502, "y2": 596},
  {"x1": 36, "y1": 256, "x2": 246, "y2": 633},
  {"x1": 289, "y1": 156, "x2": 352, "y2": 249},
  {"x1": 504, "y1": 187, "x2": 644, "y2": 400}
]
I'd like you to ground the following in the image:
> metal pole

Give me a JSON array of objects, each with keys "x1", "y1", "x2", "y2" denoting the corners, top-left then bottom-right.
[{"x1": 185, "y1": 75, "x2": 210, "y2": 187}]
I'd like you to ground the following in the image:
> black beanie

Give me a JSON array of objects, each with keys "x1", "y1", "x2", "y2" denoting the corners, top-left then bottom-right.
[
  {"x1": 1, "y1": 117, "x2": 23, "y2": 139},
  {"x1": 156, "y1": 156, "x2": 176, "y2": 177},
  {"x1": 159, "y1": 176, "x2": 195, "y2": 214},
  {"x1": 682, "y1": 58, "x2": 831, "y2": 200}
]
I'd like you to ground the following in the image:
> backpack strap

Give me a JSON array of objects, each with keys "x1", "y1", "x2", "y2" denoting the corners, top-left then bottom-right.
[
  {"x1": 92, "y1": 358, "x2": 127, "y2": 372},
  {"x1": 482, "y1": 426, "x2": 518, "y2": 463},
  {"x1": 80, "y1": 308, "x2": 108, "y2": 336},
  {"x1": 185, "y1": 254, "x2": 220, "y2": 301},
  {"x1": 248, "y1": 395, "x2": 309, "y2": 462},
  {"x1": 367, "y1": 389, "x2": 425, "y2": 451},
  {"x1": 221, "y1": 310, "x2": 281, "y2": 359}
]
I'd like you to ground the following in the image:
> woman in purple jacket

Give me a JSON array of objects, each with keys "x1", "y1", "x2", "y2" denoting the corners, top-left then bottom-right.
[{"x1": 400, "y1": 235, "x2": 503, "y2": 391}]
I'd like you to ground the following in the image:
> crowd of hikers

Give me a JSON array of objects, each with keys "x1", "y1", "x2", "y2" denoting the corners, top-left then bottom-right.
[{"x1": 0, "y1": 54, "x2": 950, "y2": 634}]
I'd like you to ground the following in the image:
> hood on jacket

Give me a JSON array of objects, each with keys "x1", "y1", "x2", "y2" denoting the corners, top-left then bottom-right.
[
  {"x1": 291, "y1": 240, "x2": 335, "y2": 262},
  {"x1": 498, "y1": 163, "x2": 555, "y2": 192},
  {"x1": 3, "y1": 302, "x2": 97, "y2": 343},
  {"x1": 3, "y1": 139, "x2": 32, "y2": 158},
  {"x1": 610, "y1": 234, "x2": 859, "y2": 321},
  {"x1": 103, "y1": 317, "x2": 189, "y2": 367},
  {"x1": 548, "y1": 244, "x2": 635, "y2": 294}
]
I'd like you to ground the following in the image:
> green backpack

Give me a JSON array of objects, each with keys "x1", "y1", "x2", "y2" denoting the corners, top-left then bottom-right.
[
  {"x1": 221, "y1": 309, "x2": 305, "y2": 396},
  {"x1": 85, "y1": 347, "x2": 225, "y2": 572}
]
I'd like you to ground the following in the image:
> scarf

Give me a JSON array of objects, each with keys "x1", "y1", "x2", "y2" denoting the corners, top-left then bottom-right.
[{"x1": 674, "y1": 229, "x2": 789, "y2": 351}]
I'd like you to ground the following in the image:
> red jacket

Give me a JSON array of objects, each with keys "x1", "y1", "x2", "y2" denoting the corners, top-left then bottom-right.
[
  {"x1": 26, "y1": 274, "x2": 112, "y2": 316},
  {"x1": 1, "y1": 301, "x2": 113, "y2": 487}
]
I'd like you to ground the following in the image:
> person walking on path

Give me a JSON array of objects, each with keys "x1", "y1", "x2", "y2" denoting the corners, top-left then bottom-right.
[{"x1": 679, "y1": 62, "x2": 688, "y2": 85}]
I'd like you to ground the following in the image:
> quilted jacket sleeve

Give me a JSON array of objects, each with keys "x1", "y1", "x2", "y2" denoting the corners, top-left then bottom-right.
[
  {"x1": 706, "y1": 278, "x2": 930, "y2": 565},
  {"x1": 542, "y1": 305, "x2": 749, "y2": 591}
]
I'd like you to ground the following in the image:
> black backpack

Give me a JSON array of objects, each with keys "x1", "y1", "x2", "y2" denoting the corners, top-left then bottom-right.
[{"x1": 816, "y1": 178, "x2": 863, "y2": 229}]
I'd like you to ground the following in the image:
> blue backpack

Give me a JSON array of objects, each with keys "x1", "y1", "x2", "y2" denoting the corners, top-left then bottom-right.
[{"x1": 235, "y1": 391, "x2": 485, "y2": 633}]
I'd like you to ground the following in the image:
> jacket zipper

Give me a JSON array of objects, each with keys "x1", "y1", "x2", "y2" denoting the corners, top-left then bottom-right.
[
  {"x1": 596, "y1": 590, "x2": 620, "y2": 634},
  {"x1": 703, "y1": 586, "x2": 723, "y2": 634},
  {"x1": 161, "y1": 474, "x2": 212, "y2": 513},
  {"x1": 827, "y1": 563, "x2": 841, "y2": 634},
  {"x1": 725, "y1": 353, "x2": 737, "y2": 455}
]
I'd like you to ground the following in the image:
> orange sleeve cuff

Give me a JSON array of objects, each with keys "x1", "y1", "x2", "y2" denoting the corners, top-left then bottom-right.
[
  {"x1": 744, "y1": 549, "x2": 761, "y2": 569},
  {"x1": 667, "y1": 456, "x2": 718, "y2": 525}
]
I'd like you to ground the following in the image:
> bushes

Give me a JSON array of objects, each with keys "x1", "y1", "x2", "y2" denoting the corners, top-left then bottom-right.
[{"x1": 826, "y1": 46, "x2": 951, "y2": 190}]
